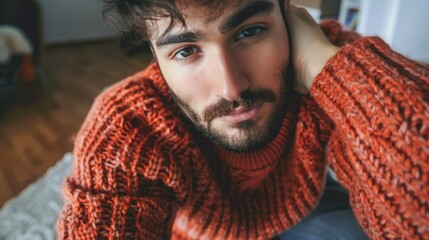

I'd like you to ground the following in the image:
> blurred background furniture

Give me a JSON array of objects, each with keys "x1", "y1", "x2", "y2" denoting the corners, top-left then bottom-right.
[
  {"x1": 0, "y1": 26, "x2": 33, "y2": 104},
  {"x1": 0, "y1": 0, "x2": 43, "y2": 64},
  {"x1": 0, "y1": 55, "x2": 20, "y2": 103},
  {"x1": 0, "y1": 0, "x2": 45, "y2": 105}
]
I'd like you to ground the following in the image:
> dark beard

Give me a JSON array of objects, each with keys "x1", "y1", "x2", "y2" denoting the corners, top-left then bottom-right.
[{"x1": 170, "y1": 60, "x2": 293, "y2": 153}]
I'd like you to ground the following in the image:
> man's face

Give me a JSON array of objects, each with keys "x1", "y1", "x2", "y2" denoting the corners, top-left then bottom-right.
[{"x1": 150, "y1": 0, "x2": 291, "y2": 152}]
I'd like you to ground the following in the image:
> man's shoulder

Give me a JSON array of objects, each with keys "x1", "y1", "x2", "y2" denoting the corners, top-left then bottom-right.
[
  {"x1": 76, "y1": 62, "x2": 182, "y2": 144},
  {"x1": 93, "y1": 62, "x2": 174, "y2": 116},
  {"x1": 71, "y1": 63, "x2": 199, "y2": 191},
  {"x1": 99, "y1": 62, "x2": 170, "y2": 107}
]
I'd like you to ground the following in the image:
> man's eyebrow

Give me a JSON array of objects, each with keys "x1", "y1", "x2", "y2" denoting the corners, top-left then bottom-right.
[
  {"x1": 156, "y1": 31, "x2": 202, "y2": 48},
  {"x1": 154, "y1": 1, "x2": 274, "y2": 48},
  {"x1": 220, "y1": 1, "x2": 275, "y2": 34}
]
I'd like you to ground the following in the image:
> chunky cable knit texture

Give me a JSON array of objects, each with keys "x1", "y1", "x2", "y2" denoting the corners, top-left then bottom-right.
[{"x1": 57, "y1": 21, "x2": 429, "y2": 239}]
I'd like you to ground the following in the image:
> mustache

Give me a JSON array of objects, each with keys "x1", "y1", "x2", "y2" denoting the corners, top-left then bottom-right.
[{"x1": 203, "y1": 89, "x2": 275, "y2": 122}]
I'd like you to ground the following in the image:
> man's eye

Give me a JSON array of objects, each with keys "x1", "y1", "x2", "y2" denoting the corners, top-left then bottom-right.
[
  {"x1": 235, "y1": 26, "x2": 265, "y2": 41},
  {"x1": 174, "y1": 47, "x2": 198, "y2": 59}
]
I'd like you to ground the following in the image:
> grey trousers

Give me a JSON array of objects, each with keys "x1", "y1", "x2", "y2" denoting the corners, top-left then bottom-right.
[{"x1": 276, "y1": 174, "x2": 369, "y2": 240}]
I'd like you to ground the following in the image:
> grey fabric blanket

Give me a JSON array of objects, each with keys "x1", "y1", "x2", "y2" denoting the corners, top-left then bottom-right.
[{"x1": 0, "y1": 153, "x2": 72, "y2": 240}]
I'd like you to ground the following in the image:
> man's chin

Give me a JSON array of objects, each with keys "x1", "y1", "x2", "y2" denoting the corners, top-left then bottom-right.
[
  {"x1": 213, "y1": 135, "x2": 274, "y2": 153},
  {"x1": 204, "y1": 123, "x2": 278, "y2": 153},
  {"x1": 198, "y1": 107, "x2": 285, "y2": 152}
]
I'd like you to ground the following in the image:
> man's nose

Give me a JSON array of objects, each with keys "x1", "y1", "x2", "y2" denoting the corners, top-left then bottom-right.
[{"x1": 212, "y1": 50, "x2": 249, "y2": 101}]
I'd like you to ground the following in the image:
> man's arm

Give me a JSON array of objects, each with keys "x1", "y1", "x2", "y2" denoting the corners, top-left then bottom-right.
[
  {"x1": 57, "y1": 71, "x2": 193, "y2": 239},
  {"x1": 286, "y1": 3, "x2": 429, "y2": 239},
  {"x1": 312, "y1": 36, "x2": 429, "y2": 240}
]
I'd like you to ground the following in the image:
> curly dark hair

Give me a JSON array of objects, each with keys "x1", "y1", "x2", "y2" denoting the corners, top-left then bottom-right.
[{"x1": 102, "y1": 0, "x2": 245, "y2": 53}]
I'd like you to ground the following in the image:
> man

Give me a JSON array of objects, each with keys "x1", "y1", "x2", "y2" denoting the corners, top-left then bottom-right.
[{"x1": 57, "y1": 0, "x2": 429, "y2": 239}]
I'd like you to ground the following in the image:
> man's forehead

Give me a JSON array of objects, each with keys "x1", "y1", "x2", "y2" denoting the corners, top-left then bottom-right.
[
  {"x1": 175, "y1": 0, "x2": 249, "y2": 19},
  {"x1": 149, "y1": 0, "x2": 276, "y2": 41}
]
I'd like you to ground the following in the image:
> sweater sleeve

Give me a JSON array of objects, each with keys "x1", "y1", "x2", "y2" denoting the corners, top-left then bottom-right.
[
  {"x1": 56, "y1": 75, "x2": 194, "y2": 239},
  {"x1": 310, "y1": 37, "x2": 429, "y2": 239}
]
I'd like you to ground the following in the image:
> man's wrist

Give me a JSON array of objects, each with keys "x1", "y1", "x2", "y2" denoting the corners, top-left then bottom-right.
[{"x1": 307, "y1": 45, "x2": 340, "y2": 90}]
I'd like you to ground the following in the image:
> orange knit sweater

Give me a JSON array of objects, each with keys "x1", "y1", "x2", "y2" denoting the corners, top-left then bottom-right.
[{"x1": 57, "y1": 21, "x2": 429, "y2": 239}]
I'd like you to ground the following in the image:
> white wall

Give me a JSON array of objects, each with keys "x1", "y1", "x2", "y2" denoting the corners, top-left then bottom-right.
[
  {"x1": 356, "y1": 0, "x2": 397, "y2": 41},
  {"x1": 357, "y1": 0, "x2": 429, "y2": 62},
  {"x1": 37, "y1": 0, "x2": 117, "y2": 44},
  {"x1": 390, "y1": 0, "x2": 429, "y2": 62}
]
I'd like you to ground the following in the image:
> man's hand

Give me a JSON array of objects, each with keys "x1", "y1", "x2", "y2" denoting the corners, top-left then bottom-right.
[{"x1": 285, "y1": 4, "x2": 340, "y2": 94}]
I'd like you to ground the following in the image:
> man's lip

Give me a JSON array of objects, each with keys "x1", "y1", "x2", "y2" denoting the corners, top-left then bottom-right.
[{"x1": 217, "y1": 104, "x2": 262, "y2": 124}]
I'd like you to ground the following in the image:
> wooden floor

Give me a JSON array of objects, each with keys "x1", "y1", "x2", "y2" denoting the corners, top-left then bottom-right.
[{"x1": 0, "y1": 40, "x2": 152, "y2": 207}]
